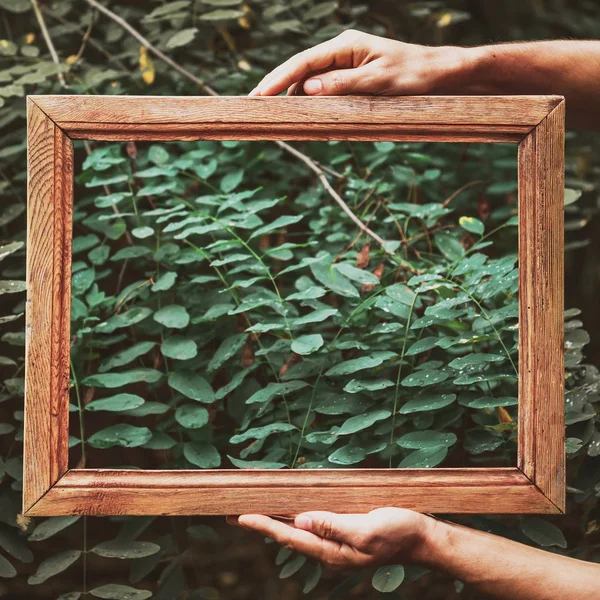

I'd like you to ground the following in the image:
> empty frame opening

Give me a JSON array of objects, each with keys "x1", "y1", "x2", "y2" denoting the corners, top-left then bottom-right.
[{"x1": 68, "y1": 139, "x2": 519, "y2": 472}]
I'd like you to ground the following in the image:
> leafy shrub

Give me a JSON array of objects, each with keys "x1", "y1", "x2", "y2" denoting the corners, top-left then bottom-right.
[
  {"x1": 72, "y1": 140, "x2": 521, "y2": 473},
  {"x1": 0, "y1": 1, "x2": 599, "y2": 598}
]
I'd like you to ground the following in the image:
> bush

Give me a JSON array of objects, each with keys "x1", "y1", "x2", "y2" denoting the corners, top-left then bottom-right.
[{"x1": 0, "y1": 1, "x2": 599, "y2": 598}]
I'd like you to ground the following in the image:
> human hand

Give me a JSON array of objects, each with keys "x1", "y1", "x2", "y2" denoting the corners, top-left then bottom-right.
[
  {"x1": 248, "y1": 29, "x2": 464, "y2": 97},
  {"x1": 228, "y1": 508, "x2": 436, "y2": 571}
]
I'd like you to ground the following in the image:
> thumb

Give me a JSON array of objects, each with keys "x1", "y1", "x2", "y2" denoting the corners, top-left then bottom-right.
[
  {"x1": 295, "y1": 511, "x2": 363, "y2": 544},
  {"x1": 302, "y1": 65, "x2": 376, "y2": 96}
]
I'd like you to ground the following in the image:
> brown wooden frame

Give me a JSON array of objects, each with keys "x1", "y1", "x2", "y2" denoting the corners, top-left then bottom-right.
[{"x1": 24, "y1": 95, "x2": 565, "y2": 516}]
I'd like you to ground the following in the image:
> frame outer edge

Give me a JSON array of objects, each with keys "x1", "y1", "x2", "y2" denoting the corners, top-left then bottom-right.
[
  {"x1": 23, "y1": 95, "x2": 566, "y2": 516},
  {"x1": 23, "y1": 99, "x2": 56, "y2": 512}
]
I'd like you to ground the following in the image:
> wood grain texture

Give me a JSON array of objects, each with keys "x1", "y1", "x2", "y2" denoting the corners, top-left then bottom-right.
[
  {"x1": 55, "y1": 467, "x2": 530, "y2": 488},
  {"x1": 25, "y1": 468, "x2": 560, "y2": 516},
  {"x1": 517, "y1": 100, "x2": 565, "y2": 512},
  {"x1": 24, "y1": 99, "x2": 68, "y2": 511},
  {"x1": 32, "y1": 95, "x2": 562, "y2": 129},
  {"x1": 60, "y1": 123, "x2": 530, "y2": 143},
  {"x1": 50, "y1": 127, "x2": 73, "y2": 486}
]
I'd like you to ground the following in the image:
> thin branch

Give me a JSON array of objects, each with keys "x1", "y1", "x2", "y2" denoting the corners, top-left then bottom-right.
[
  {"x1": 84, "y1": 0, "x2": 390, "y2": 253},
  {"x1": 85, "y1": 0, "x2": 218, "y2": 96},
  {"x1": 42, "y1": 7, "x2": 131, "y2": 72},
  {"x1": 73, "y1": 19, "x2": 94, "y2": 64},
  {"x1": 30, "y1": 0, "x2": 67, "y2": 87},
  {"x1": 441, "y1": 179, "x2": 487, "y2": 209}
]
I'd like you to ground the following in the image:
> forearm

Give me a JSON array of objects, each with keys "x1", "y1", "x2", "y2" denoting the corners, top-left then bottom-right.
[
  {"x1": 432, "y1": 40, "x2": 600, "y2": 129},
  {"x1": 415, "y1": 517, "x2": 600, "y2": 600}
]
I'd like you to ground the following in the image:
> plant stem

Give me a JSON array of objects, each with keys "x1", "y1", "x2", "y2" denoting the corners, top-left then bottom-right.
[{"x1": 70, "y1": 359, "x2": 86, "y2": 467}]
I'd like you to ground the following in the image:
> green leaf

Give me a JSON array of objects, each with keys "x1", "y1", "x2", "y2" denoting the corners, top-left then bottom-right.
[
  {"x1": 110, "y1": 246, "x2": 151, "y2": 261},
  {"x1": 399, "y1": 446, "x2": 448, "y2": 468},
  {"x1": 280, "y1": 555, "x2": 306, "y2": 579},
  {"x1": 28, "y1": 516, "x2": 81, "y2": 542},
  {"x1": 434, "y1": 231, "x2": 465, "y2": 261},
  {"x1": 152, "y1": 271, "x2": 177, "y2": 291},
  {"x1": 228, "y1": 456, "x2": 286, "y2": 469},
  {"x1": 91, "y1": 541, "x2": 160, "y2": 559},
  {"x1": 99, "y1": 341, "x2": 155, "y2": 372},
  {"x1": 0, "y1": 554, "x2": 15, "y2": 577},
  {"x1": 154, "y1": 304, "x2": 190, "y2": 328},
  {"x1": 467, "y1": 396, "x2": 517, "y2": 409},
  {"x1": 246, "y1": 381, "x2": 309, "y2": 404},
  {"x1": 338, "y1": 410, "x2": 391, "y2": 435},
  {"x1": 215, "y1": 365, "x2": 257, "y2": 400},
  {"x1": 220, "y1": 168, "x2": 244, "y2": 193},
  {"x1": 334, "y1": 263, "x2": 379, "y2": 285},
  {"x1": 464, "y1": 430, "x2": 504, "y2": 454},
  {"x1": 161, "y1": 336, "x2": 198, "y2": 360},
  {"x1": 520, "y1": 518, "x2": 567, "y2": 548},
  {"x1": 148, "y1": 144, "x2": 170, "y2": 165},
  {"x1": 82, "y1": 369, "x2": 162, "y2": 388},
  {"x1": 310, "y1": 255, "x2": 359, "y2": 298},
  {"x1": 285, "y1": 286, "x2": 326, "y2": 301},
  {"x1": 208, "y1": 334, "x2": 246, "y2": 372},
  {"x1": 344, "y1": 379, "x2": 395, "y2": 393},
  {"x1": 27, "y1": 550, "x2": 81, "y2": 585},
  {"x1": 168, "y1": 371, "x2": 214, "y2": 403},
  {"x1": 0, "y1": 280, "x2": 26, "y2": 294},
  {"x1": 184, "y1": 442, "x2": 221, "y2": 468},
  {"x1": 88, "y1": 425, "x2": 152, "y2": 449},
  {"x1": 372, "y1": 565, "x2": 405, "y2": 593},
  {"x1": 90, "y1": 585, "x2": 152, "y2": 600},
  {"x1": 249, "y1": 215, "x2": 303, "y2": 240},
  {"x1": 86, "y1": 394, "x2": 145, "y2": 412},
  {"x1": 200, "y1": 8, "x2": 245, "y2": 20},
  {"x1": 325, "y1": 352, "x2": 396, "y2": 377},
  {"x1": 175, "y1": 404, "x2": 209, "y2": 429},
  {"x1": 131, "y1": 226, "x2": 154, "y2": 239},
  {"x1": 292, "y1": 308, "x2": 338, "y2": 327},
  {"x1": 459, "y1": 216, "x2": 485, "y2": 235},
  {"x1": 166, "y1": 27, "x2": 198, "y2": 49},
  {"x1": 291, "y1": 334, "x2": 323, "y2": 355},
  {"x1": 397, "y1": 430, "x2": 457, "y2": 449},
  {"x1": 96, "y1": 307, "x2": 152, "y2": 334},
  {"x1": 401, "y1": 369, "x2": 449, "y2": 387},
  {"x1": 449, "y1": 353, "x2": 505, "y2": 369},
  {"x1": 230, "y1": 422, "x2": 297, "y2": 444},
  {"x1": 405, "y1": 337, "x2": 439, "y2": 356},
  {"x1": 385, "y1": 283, "x2": 416, "y2": 305},
  {"x1": 399, "y1": 394, "x2": 456, "y2": 414}
]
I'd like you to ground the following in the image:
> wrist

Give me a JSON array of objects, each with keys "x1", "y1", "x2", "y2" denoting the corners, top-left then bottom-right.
[
  {"x1": 409, "y1": 514, "x2": 449, "y2": 568},
  {"x1": 427, "y1": 45, "x2": 488, "y2": 94}
]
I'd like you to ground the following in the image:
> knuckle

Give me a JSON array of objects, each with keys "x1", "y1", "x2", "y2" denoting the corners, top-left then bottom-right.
[
  {"x1": 329, "y1": 72, "x2": 347, "y2": 93},
  {"x1": 318, "y1": 519, "x2": 336, "y2": 540},
  {"x1": 339, "y1": 28, "x2": 360, "y2": 41}
]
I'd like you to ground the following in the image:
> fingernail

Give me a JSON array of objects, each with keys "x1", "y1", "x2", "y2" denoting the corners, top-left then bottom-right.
[
  {"x1": 295, "y1": 515, "x2": 312, "y2": 530},
  {"x1": 304, "y1": 79, "x2": 322, "y2": 95}
]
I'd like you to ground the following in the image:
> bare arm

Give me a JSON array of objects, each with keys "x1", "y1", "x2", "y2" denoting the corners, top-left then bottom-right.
[
  {"x1": 249, "y1": 31, "x2": 600, "y2": 130},
  {"x1": 232, "y1": 510, "x2": 600, "y2": 600}
]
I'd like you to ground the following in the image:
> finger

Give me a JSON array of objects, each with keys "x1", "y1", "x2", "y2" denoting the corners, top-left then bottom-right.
[
  {"x1": 302, "y1": 65, "x2": 380, "y2": 96},
  {"x1": 238, "y1": 514, "x2": 331, "y2": 562},
  {"x1": 286, "y1": 82, "x2": 300, "y2": 96},
  {"x1": 295, "y1": 511, "x2": 368, "y2": 545},
  {"x1": 226, "y1": 515, "x2": 240, "y2": 526},
  {"x1": 253, "y1": 38, "x2": 354, "y2": 96}
]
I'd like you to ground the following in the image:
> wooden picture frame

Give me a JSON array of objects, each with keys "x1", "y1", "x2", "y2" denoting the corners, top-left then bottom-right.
[{"x1": 24, "y1": 95, "x2": 565, "y2": 516}]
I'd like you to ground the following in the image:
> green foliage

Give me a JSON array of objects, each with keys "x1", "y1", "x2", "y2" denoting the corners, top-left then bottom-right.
[{"x1": 0, "y1": 1, "x2": 599, "y2": 598}]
